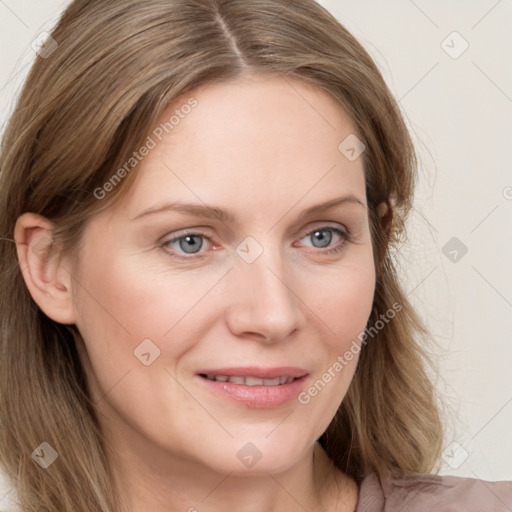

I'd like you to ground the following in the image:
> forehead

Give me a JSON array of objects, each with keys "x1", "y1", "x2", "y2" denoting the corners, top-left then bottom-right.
[{"x1": 111, "y1": 74, "x2": 366, "y2": 222}]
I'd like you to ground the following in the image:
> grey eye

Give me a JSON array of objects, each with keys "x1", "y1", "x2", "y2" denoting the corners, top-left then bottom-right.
[
  {"x1": 306, "y1": 229, "x2": 335, "y2": 249},
  {"x1": 169, "y1": 234, "x2": 206, "y2": 254}
]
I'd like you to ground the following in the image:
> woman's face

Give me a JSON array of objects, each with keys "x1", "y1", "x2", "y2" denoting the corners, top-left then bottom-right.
[{"x1": 69, "y1": 74, "x2": 376, "y2": 476}]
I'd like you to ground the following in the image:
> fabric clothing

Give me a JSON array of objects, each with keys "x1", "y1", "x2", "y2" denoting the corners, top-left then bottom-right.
[{"x1": 356, "y1": 472, "x2": 512, "y2": 511}]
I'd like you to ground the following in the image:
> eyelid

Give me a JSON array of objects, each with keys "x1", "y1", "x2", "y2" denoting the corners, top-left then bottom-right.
[{"x1": 295, "y1": 221, "x2": 350, "y2": 239}]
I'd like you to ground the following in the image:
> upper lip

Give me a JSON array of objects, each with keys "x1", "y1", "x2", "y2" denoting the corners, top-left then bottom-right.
[{"x1": 197, "y1": 366, "x2": 309, "y2": 379}]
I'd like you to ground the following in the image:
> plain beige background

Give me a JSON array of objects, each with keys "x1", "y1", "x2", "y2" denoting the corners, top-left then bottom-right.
[{"x1": 0, "y1": 0, "x2": 510, "y2": 493}]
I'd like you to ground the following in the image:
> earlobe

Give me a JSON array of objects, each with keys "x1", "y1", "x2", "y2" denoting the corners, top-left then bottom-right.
[{"x1": 14, "y1": 213, "x2": 77, "y2": 325}]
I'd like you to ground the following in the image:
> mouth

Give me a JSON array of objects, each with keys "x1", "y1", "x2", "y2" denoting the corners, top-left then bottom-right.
[{"x1": 195, "y1": 368, "x2": 309, "y2": 408}]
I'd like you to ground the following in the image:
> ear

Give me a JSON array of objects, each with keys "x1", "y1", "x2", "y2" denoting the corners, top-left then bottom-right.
[
  {"x1": 14, "y1": 213, "x2": 77, "y2": 324},
  {"x1": 376, "y1": 197, "x2": 394, "y2": 238}
]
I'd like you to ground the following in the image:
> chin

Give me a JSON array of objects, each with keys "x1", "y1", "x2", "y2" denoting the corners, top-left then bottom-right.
[{"x1": 195, "y1": 433, "x2": 312, "y2": 476}]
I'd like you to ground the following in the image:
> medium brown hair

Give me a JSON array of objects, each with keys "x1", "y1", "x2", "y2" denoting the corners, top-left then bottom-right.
[{"x1": 0, "y1": 0, "x2": 444, "y2": 509}]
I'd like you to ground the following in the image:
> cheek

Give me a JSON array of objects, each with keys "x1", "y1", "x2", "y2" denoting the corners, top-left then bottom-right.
[
  {"x1": 73, "y1": 246, "x2": 206, "y2": 339},
  {"x1": 296, "y1": 260, "x2": 375, "y2": 432},
  {"x1": 71, "y1": 245, "x2": 232, "y2": 393},
  {"x1": 70, "y1": 249, "x2": 208, "y2": 438},
  {"x1": 315, "y1": 256, "x2": 376, "y2": 347}
]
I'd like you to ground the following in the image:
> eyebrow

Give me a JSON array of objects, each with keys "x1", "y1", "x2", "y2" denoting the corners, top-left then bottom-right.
[{"x1": 130, "y1": 194, "x2": 366, "y2": 223}]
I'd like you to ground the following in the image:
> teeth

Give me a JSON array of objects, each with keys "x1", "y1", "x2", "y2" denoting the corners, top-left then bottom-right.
[
  {"x1": 245, "y1": 376, "x2": 266, "y2": 386},
  {"x1": 205, "y1": 375, "x2": 295, "y2": 386}
]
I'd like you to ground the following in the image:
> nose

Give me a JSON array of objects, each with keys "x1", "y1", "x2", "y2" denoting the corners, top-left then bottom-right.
[{"x1": 224, "y1": 244, "x2": 304, "y2": 344}]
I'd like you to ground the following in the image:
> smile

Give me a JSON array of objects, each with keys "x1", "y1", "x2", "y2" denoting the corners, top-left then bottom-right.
[{"x1": 196, "y1": 373, "x2": 309, "y2": 408}]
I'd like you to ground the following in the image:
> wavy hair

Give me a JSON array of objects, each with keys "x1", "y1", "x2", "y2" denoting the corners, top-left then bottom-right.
[{"x1": 0, "y1": 0, "x2": 444, "y2": 509}]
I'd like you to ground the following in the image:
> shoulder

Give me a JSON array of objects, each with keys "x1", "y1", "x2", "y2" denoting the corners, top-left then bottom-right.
[{"x1": 356, "y1": 471, "x2": 512, "y2": 512}]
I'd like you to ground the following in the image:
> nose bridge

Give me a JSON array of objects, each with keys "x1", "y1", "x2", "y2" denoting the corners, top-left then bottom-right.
[{"x1": 227, "y1": 235, "x2": 301, "y2": 340}]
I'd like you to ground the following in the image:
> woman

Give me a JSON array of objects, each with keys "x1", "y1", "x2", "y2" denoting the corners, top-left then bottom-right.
[{"x1": 0, "y1": 0, "x2": 510, "y2": 510}]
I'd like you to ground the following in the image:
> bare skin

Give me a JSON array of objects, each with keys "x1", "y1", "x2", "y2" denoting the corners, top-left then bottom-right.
[{"x1": 15, "y1": 73, "x2": 388, "y2": 511}]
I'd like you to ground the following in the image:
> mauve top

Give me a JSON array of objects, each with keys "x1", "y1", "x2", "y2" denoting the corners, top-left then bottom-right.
[{"x1": 355, "y1": 472, "x2": 512, "y2": 511}]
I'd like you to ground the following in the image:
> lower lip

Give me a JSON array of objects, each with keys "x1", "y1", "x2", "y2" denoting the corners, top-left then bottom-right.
[{"x1": 195, "y1": 374, "x2": 309, "y2": 408}]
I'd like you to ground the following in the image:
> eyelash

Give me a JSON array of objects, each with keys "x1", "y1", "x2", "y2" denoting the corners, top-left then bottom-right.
[{"x1": 159, "y1": 226, "x2": 352, "y2": 261}]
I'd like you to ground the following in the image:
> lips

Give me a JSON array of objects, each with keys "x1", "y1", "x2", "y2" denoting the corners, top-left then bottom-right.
[{"x1": 195, "y1": 369, "x2": 310, "y2": 408}]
